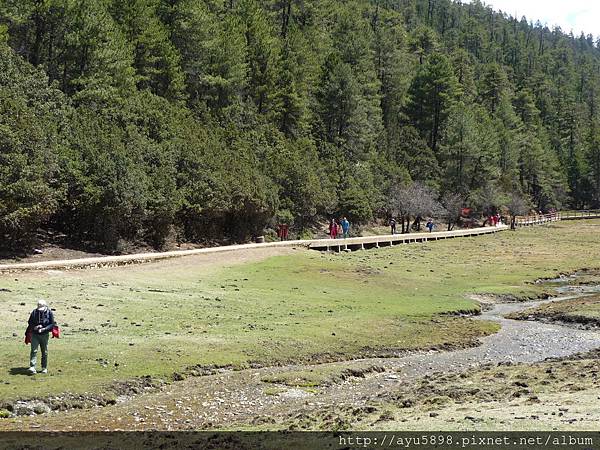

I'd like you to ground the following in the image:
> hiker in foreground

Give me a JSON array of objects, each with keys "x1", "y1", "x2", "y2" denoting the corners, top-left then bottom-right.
[{"x1": 26, "y1": 300, "x2": 56, "y2": 374}]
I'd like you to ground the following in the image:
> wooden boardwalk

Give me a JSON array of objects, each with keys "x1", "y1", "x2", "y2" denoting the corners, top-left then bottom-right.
[
  {"x1": 2, "y1": 210, "x2": 599, "y2": 272},
  {"x1": 0, "y1": 226, "x2": 508, "y2": 272},
  {"x1": 307, "y1": 225, "x2": 507, "y2": 252}
]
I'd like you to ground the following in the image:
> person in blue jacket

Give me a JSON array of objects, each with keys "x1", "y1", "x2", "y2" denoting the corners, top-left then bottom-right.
[
  {"x1": 27, "y1": 300, "x2": 56, "y2": 374},
  {"x1": 341, "y1": 217, "x2": 350, "y2": 238},
  {"x1": 426, "y1": 219, "x2": 434, "y2": 232}
]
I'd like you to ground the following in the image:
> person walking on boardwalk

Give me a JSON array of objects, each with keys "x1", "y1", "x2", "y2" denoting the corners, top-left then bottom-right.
[
  {"x1": 341, "y1": 217, "x2": 350, "y2": 238},
  {"x1": 328, "y1": 218, "x2": 338, "y2": 239},
  {"x1": 26, "y1": 300, "x2": 56, "y2": 374},
  {"x1": 277, "y1": 223, "x2": 289, "y2": 241},
  {"x1": 426, "y1": 219, "x2": 434, "y2": 232},
  {"x1": 390, "y1": 217, "x2": 397, "y2": 235}
]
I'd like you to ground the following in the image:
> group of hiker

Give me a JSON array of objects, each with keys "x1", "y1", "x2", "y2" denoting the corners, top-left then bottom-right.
[
  {"x1": 389, "y1": 217, "x2": 435, "y2": 235},
  {"x1": 486, "y1": 213, "x2": 503, "y2": 227},
  {"x1": 329, "y1": 210, "x2": 509, "y2": 240},
  {"x1": 328, "y1": 217, "x2": 351, "y2": 239},
  {"x1": 330, "y1": 216, "x2": 440, "y2": 239}
]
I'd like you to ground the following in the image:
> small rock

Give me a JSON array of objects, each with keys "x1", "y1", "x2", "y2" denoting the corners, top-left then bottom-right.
[{"x1": 464, "y1": 416, "x2": 483, "y2": 422}]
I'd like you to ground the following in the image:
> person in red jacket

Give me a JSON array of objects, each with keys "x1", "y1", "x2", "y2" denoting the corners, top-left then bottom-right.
[
  {"x1": 26, "y1": 300, "x2": 56, "y2": 374},
  {"x1": 329, "y1": 218, "x2": 338, "y2": 239}
]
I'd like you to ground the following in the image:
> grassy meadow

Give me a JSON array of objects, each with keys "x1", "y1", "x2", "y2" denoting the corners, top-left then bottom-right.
[{"x1": 1, "y1": 220, "x2": 600, "y2": 401}]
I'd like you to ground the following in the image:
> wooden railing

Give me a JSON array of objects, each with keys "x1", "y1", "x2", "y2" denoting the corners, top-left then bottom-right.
[
  {"x1": 515, "y1": 210, "x2": 600, "y2": 227},
  {"x1": 514, "y1": 213, "x2": 560, "y2": 227},
  {"x1": 558, "y1": 210, "x2": 600, "y2": 220}
]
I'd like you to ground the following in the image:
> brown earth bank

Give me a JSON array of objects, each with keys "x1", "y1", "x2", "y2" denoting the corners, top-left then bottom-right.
[
  {"x1": 283, "y1": 349, "x2": 600, "y2": 431},
  {"x1": 0, "y1": 340, "x2": 482, "y2": 421},
  {"x1": 507, "y1": 295, "x2": 600, "y2": 329},
  {"x1": 0, "y1": 237, "x2": 221, "y2": 266}
]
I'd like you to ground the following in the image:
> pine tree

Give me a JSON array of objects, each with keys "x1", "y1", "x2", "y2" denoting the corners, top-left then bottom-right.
[
  {"x1": 406, "y1": 52, "x2": 459, "y2": 153},
  {"x1": 0, "y1": 44, "x2": 66, "y2": 243},
  {"x1": 172, "y1": 0, "x2": 247, "y2": 114},
  {"x1": 109, "y1": 0, "x2": 185, "y2": 101}
]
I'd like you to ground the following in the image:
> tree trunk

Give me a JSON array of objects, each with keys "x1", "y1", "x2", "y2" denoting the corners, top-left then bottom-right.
[
  {"x1": 412, "y1": 216, "x2": 421, "y2": 232},
  {"x1": 281, "y1": 0, "x2": 292, "y2": 38}
]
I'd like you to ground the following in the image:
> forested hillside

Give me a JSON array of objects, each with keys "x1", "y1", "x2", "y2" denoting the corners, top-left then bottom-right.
[{"x1": 2, "y1": 0, "x2": 600, "y2": 251}]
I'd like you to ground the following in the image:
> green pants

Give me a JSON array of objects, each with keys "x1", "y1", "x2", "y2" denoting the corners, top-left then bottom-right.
[{"x1": 30, "y1": 332, "x2": 49, "y2": 369}]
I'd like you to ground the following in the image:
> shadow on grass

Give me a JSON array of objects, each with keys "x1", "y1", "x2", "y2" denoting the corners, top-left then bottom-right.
[{"x1": 9, "y1": 367, "x2": 32, "y2": 376}]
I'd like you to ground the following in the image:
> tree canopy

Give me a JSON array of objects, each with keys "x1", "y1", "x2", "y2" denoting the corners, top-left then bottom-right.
[{"x1": 1, "y1": 0, "x2": 599, "y2": 249}]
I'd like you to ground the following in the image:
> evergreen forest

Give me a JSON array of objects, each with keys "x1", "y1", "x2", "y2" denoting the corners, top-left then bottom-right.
[{"x1": 2, "y1": 0, "x2": 599, "y2": 250}]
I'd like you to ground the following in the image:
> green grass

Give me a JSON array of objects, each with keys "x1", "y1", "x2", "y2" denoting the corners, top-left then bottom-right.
[
  {"x1": 509, "y1": 294, "x2": 600, "y2": 324},
  {"x1": 261, "y1": 367, "x2": 345, "y2": 387},
  {"x1": 2, "y1": 220, "x2": 600, "y2": 401}
]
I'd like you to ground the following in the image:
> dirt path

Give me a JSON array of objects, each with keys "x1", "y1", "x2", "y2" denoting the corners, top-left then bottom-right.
[{"x1": 4, "y1": 290, "x2": 599, "y2": 431}]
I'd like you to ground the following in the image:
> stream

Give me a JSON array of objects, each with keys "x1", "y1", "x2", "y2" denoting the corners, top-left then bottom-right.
[{"x1": 385, "y1": 289, "x2": 600, "y2": 379}]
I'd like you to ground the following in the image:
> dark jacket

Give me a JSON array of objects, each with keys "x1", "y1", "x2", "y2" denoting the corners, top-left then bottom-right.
[{"x1": 28, "y1": 308, "x2": 56, "y2": 335}]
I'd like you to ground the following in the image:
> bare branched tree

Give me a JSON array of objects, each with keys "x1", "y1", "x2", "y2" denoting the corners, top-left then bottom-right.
[
  {"x1": 388, "y1": 182, "x2": 441, "y2": 233},
  {"x1": 411, "y1": 183, "x2": 443, "y2": 231},
  {"x1": 507, "y1": 192, "x2": 529, "y2": 230},
  {"x1": 440, "y1": 192, "x2": 463, "y2": 231},
  {"x1": 387, "y1": 184, "x2": 412, "y2": 233}
]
